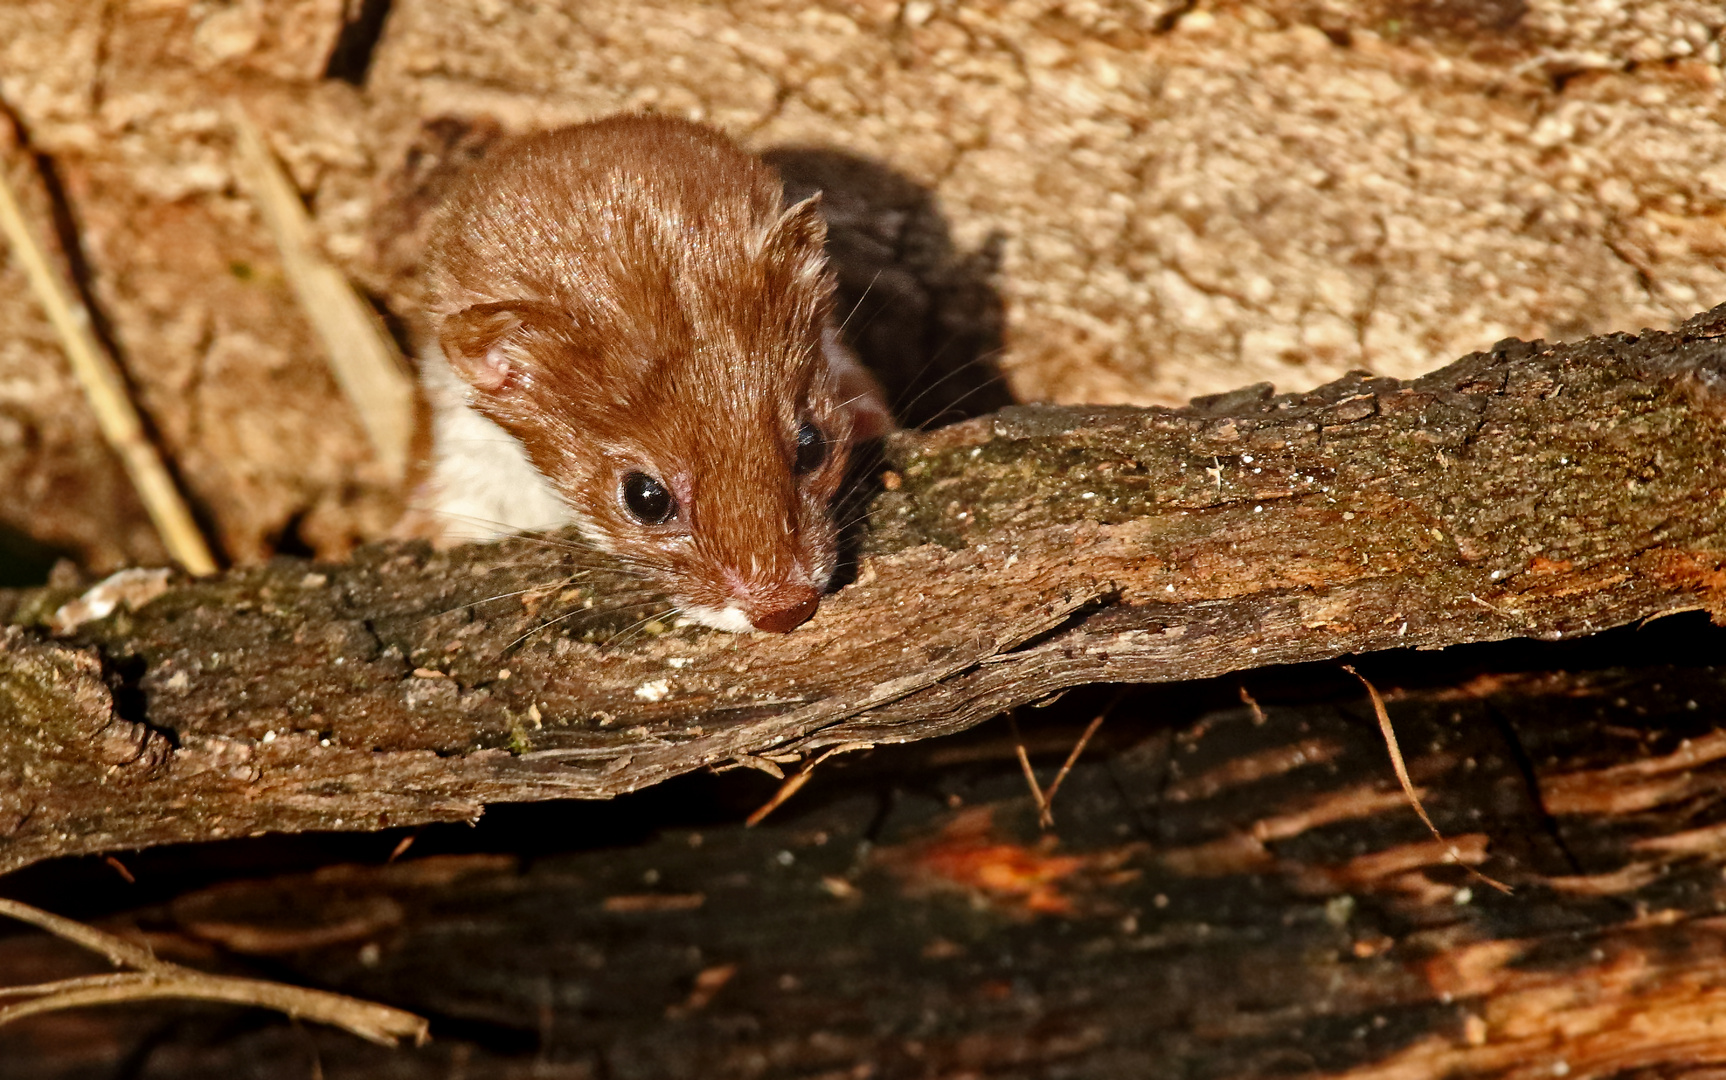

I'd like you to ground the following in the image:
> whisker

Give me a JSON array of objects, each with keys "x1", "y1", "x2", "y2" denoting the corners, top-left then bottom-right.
[
  {"x1": 838, "y1": 275, "x2": 910, "y2": 348},
  {"x1": 406, "y1": 515, "x2": 629, "y2": 573},
  {"x1": 466, "y1": 551, "x2": 622, "y2": 576},
  {"x1": 506, "y1": 605, "x2": 597, "y2": 651},
  {"x1": 423, "y1": 576, "x2": 585, "y2": 620},
  {"x1": 837, "y1": 389, "x2": 880, "y2": 415},
  {"x1": 835, "y1": 269, "x2": 884, "y2": 339},
  {"x1": 887, "y1": 335, "x2": 969, "y2": 402},
  {"x1": 503, "y1": 593, "x2": 676, "y2": 651},
  {"x1": 602, "y1": 605, "x2": 683, "y2": 649},
  {"x1": 893, "y1": 348, "x2": 1013, "y2": 427},
  {"x1": 836, "y1": 504, "x2": 897, "y2": 534},
  {"x1": 410, "y1": 509, "x2": 588, "y2": 544},
  {"x1": 418, "y1": 554, "x2": 624, "y2": 596},
  {"x1": 900, "y1": 376, "x2": 1015, "y2": 434}
]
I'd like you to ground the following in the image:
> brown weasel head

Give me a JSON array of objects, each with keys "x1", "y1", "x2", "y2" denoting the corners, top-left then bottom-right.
[{"x1": 427, "y1": 115, "x2": 856, "y2": 633}]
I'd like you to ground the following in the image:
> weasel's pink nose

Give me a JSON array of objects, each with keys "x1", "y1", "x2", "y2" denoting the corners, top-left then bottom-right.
[{"x1": 748, "y1": 587, "x2": 821, "y2": 633}]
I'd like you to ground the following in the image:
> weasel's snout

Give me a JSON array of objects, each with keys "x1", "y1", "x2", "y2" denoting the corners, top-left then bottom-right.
[{"x1": 745, "y1": 585, "x2": 821, "y2": 633}]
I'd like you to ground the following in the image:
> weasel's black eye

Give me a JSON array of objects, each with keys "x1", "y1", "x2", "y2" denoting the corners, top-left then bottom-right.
[
  {"x1": 621, "y1": 472, "x2": 676, "y2": 525},
  {"x1": 794, "y1": 421, "x2": 826, "y2": 475}
]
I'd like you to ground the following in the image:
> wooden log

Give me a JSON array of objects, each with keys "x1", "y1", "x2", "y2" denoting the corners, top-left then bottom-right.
[
  {"x1": 1, "y1": 305, "x2": 1724, "y2": 878},
  {"x1": 3, "y1": 636, "x2": 1725, "y2": 1077}
]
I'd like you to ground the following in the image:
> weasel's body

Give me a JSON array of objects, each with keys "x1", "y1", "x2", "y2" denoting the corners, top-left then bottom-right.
[{"x1": 416, "y1": 115, "x2": 885, "y2": 633}]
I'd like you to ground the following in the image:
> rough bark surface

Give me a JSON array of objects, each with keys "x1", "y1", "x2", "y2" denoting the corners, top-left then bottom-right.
[
  {"x1": 2, "y1": 305, "x2": 1724, "y2": 879},
  {"x1": 3, "y1": 0, "x2": 1725, "y2": 570},
  {"x1": 3, "y1": 636, "x2": 1726, "y2": 1078}
]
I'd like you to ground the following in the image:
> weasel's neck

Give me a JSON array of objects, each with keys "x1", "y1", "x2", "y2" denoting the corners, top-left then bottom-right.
[{"x1": 419, "y1": 347, "x2": 575, "y2": 540}]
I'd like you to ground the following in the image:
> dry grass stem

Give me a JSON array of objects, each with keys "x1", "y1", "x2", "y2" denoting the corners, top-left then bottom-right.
[
  {"x1": 229, "y1": 108, "x2": 414, "y2": 481},
  {"x1": 1007, "y1": 711, "x2": 1051, "y2": 825},
  {"x1": 1039, "y1": 688, "x2": 1126, "y2": 821},
  {"x1": 0, "y1": 898, "x2": 428, "y2": 1046},
  {"x1": 0, "y1": 154, "x2": 216, "y2": 573},
  {"x1": 1014, "y1": 689, "x2": 1125, "y2": 829},
  {"x1": 1342, "y1": 666, "x2": 1513, "y2": 896},
  {"x1": 1239, "y1": 685, "x2": 1267, "y2": 725}
]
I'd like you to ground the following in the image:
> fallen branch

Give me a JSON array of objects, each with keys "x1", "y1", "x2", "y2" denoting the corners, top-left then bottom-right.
[
  {"x1": 0, "y1": 898, "x2": 428, "y2": 1046},
  {"x1": 1, "y1": 305, "x2": 1724, "y2": 876}
]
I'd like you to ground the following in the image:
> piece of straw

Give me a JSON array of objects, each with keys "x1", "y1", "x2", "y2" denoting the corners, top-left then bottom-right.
[
  {"x1": 1343, "y1": 665, "x2": 1512, "y2": 895},
  {"x1": 0, "y1": 156, "x2": 217, "y2": 574},
  {"x1": 229, "y1": 107, "x2": 413, "y2": 482}
]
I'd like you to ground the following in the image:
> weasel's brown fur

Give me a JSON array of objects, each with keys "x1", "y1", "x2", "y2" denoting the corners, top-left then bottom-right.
[{"x1": 420, "y1": 115, "x2": 882, "y2": 633}]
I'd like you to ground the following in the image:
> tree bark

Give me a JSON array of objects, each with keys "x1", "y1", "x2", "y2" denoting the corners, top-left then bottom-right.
[
  {"x1": 2, "y1": 305, "x2": 1724, "y2": 878},
  {"x1": 3, "y1": 641, "x2": 1725, "y2": 1078}
]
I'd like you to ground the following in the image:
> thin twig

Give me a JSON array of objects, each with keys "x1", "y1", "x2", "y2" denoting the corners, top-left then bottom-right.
[
  {"x1": 229, "y1": 107, "x2": 414, "y2": 481},
  {"x1": 1238, "y1": 684, "x2": 1267, "y2": 726},
  {"x1": 0, "y1": 972, "x2": 427, "y2": 1045},
  {"x1": 0, "y1": 972, "x2": 143, "y2": 999},
  {"x1": 0, "y1": 898, "x2": 162, "y2": 970},
  {"x1": 0, "y1": 897, "x2": 428, "y2": 1046},
  {"x1": 1007, "y1": 711, "x2": 1051, "y2": 824},
  {"x1": 1039, "y1": 687, "x2": 1127, "y2": 823},
  {"x1": 1342, "y1": 665, "x2": 1513, "y2": 895},
  {"x1": 0, "y1": 149, "x2": 216, "y2": 573},
  {"x1": 746, "y1": 743, "x2": 874, "y2": 826}
]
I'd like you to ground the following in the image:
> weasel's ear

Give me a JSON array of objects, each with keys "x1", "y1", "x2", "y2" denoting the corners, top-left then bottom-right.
[
  {"x1": 761, "y1": 195, "x2": 830, "y2": 292},
  {"x1": 437, "y1": 301, "x2": 562, "y2": 392}
]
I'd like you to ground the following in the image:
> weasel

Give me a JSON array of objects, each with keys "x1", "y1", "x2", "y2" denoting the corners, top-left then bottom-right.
[{"x1": 415, "y1": 114, "x2": 889, "y2": 634}]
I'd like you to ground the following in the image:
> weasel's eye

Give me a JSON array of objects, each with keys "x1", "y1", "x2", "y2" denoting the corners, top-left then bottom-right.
[
  {"x1": 621, "y1": 472, "x2": 676, "y2": 525},
  {"x1": 794, "y1": 421, "x2": 826, "y2": 475}
]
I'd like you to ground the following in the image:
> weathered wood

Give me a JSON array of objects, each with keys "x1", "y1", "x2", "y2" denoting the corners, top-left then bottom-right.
[
  {"x1": 2, "y1": 305, "x2": 1724, "y2": 877},
  {"x1": 3, "y1": 637, "x2": 1725, "y2": 1078}
]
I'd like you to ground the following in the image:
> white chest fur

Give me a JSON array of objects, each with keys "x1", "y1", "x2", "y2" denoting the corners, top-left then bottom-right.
[{"x1": 419, "y1": 346, "x2": 574, "y2": 541}]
